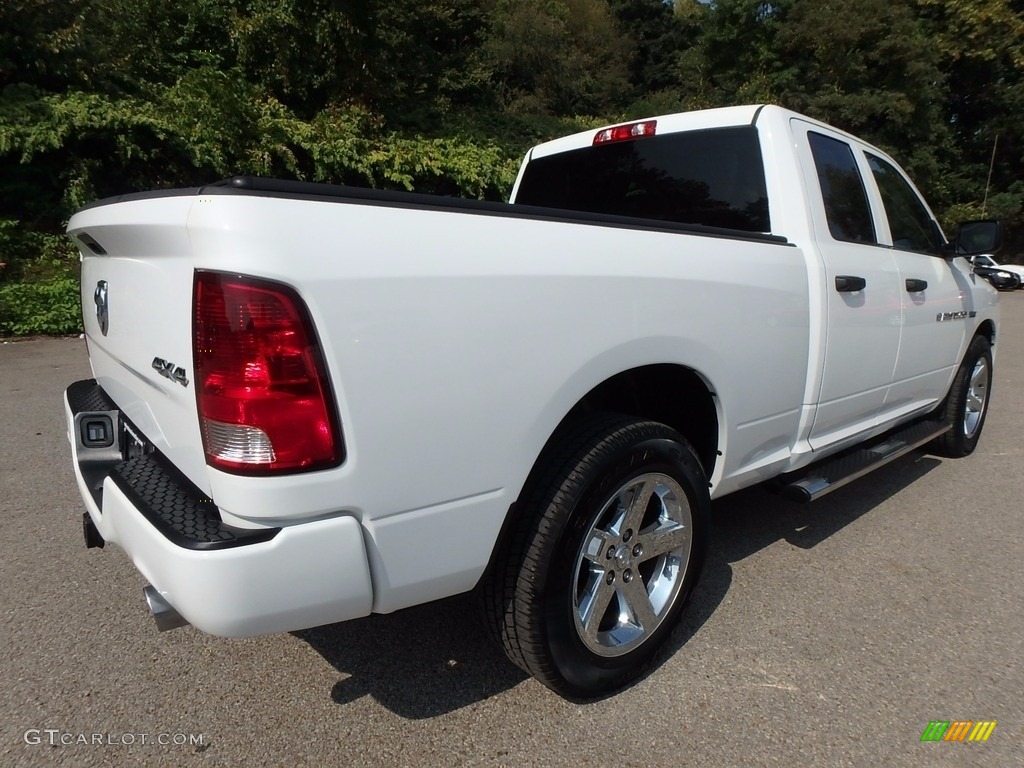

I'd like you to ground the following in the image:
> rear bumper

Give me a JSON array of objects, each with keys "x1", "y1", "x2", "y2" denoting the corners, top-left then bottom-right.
[{"x1": 64, "y1": 379, "x2": 374, "y2": 637}]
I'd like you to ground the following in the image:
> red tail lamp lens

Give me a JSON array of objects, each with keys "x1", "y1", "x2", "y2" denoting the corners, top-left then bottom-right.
[{"x1": 193, "y1": 271, "x2": 342, "y2": 474}]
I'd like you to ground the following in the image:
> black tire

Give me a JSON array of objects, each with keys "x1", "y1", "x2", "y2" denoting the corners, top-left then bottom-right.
[
  {"x1": 484, "y1": 414, "x2": 709, "y2": 697},
  {"x1": 930, "y1": 334, "x2": 993, "y2": 458}
]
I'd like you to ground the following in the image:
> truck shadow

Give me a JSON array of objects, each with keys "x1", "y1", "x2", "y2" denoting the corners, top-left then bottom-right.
[
  {"x1": 295, "y1": 452, "x2": 942, "y2": 717},
  {"x1": 662, "y1": 453, "x2": 943, "y2": 665},
  {"x1": 294, "y1": 592, "x2": 528, "y2": 718}
]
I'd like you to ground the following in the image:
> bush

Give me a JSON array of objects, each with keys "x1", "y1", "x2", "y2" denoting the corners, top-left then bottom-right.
[{"x1": 0, "y1": 276, "x2": 82, "y2": 336}]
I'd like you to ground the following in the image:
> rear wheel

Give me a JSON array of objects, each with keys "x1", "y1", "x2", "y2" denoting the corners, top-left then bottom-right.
[
  {"x1": 484, "y1": 414, "x2": 709, "y2": 697},
  {"x1": 930, "y1": 334, "x2": 993, "y2": 458}
]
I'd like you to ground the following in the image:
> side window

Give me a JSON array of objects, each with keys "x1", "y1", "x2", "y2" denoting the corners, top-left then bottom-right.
[
  {"x1": 808, "y1": 132, "x2": 876, "y2": 244},
  {"x1": 866, "y1": 153, "x2": 943, "y2": 254}
]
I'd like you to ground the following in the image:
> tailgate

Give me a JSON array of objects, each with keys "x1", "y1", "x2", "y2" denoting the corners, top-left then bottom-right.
[{"x1": 67, "y1": 193, "x2": 210, "y2": 492}]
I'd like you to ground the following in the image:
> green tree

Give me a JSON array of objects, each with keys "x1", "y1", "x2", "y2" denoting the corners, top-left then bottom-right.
[
  {"x1": 687, "y1": 1, "x2": 952, "y2": 194},
  {"x1": 776, "y1": 0, "x2": 951, "y2": 190},
  {"x1": 0, "y1": 0, "x2": 90, "y2": 91},
  {"x1": 915, "y1": 0, "x2": 1024, "y2": 242},
  {"x1": 1, "y1": 0, "x2": 94, "y2": 286},
  {"x1": 0, "y1": 0, "x2": 523, "y2": 321},
  {"x1": 480, "y1": 0, "x2": 632, "y2": 116},
  {"x1": 607, "y1": 0, "x2": 694, "y2": 93}
]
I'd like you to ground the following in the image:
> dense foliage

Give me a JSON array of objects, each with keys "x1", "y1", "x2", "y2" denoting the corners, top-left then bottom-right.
[{"x1": 1, "y1": 0, "x2": 1021, "y2": 334}]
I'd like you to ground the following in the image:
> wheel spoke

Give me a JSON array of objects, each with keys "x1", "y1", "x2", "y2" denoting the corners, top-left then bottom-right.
[
  {"x1": 621, "y1": 477, "x2": 657, "y2": 535},
  {"x1": 621, "y1": 575, "x2": 658, "y2": 631},
  {"x1": 636, "y1": 524, "x2": 689, "y2": 561},
  {"x1": 581, "y1": 529, "x2": 616, "y2": 564},
  {"x1": 579, "y1": 577, "x2": 616, "y2": 644},
  {"x1": 970, "y1": 364, "x2": 987, "y2": 390},
  {"x1": 965, "y1": 359, "x2": 989, "y2": 436}
]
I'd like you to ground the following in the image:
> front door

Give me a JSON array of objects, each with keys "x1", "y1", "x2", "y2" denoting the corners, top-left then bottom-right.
[{"x1": 863, "y1": 151, "x2": 971, "y2": 418}]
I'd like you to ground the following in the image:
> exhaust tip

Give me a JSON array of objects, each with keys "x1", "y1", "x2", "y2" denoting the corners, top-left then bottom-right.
[{"x1": 143, "y1": 586, "x2": 190, "y2": 632}]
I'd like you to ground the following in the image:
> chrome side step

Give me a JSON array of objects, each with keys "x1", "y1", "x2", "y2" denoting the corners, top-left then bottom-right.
[{"x1": 776, "y1": 420, "x2": 951, "y2": 503}]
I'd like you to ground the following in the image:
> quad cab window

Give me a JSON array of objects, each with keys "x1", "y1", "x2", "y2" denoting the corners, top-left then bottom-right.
[
  {"x1": 866, "y1": 153, "x2": 944, "y2": 255},
  {"x1": 807, "y1": 132, "x2": 876, "y2": 244}
]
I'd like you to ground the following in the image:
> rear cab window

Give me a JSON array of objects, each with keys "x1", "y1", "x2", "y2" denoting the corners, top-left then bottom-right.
[{"x1": 514, "y1": 126, "x2": 770, "y2": 232}]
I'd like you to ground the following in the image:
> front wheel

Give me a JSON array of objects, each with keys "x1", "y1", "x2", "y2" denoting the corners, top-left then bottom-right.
[
  {"x1": 930, "y1": 334, "x2": 993, "y2": 458},
  {"x1": 484, "y1": 414, "x2": 710, "y2": 697}
]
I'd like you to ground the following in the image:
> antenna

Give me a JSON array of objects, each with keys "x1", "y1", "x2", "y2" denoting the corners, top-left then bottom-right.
[{"x1": 982, "y1": 134, "x2": 998, "y2": 217}]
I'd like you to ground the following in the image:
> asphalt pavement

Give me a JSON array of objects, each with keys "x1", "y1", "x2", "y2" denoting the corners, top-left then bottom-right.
[{"x1": 2, "y1": 294, "x2": 1022, "y2": 767}]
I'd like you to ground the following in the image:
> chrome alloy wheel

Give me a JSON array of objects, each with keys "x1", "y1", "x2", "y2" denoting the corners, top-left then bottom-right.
[
  {"x1": 572, "y1": 472, "x2": 693, "y2": 657},
  {"x1": 964, "y1": 356, "x2": 990, "y2": 438}
]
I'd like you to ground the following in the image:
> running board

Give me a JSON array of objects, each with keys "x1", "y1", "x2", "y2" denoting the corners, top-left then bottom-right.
[{"x1": 776, "y1": 421, "x2": 951, "y2": 503}]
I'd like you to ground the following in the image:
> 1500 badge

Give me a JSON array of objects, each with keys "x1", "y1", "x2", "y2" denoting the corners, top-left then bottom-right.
[{"x1": 152, "y1": 357, "x2": 189, "y2": 387}]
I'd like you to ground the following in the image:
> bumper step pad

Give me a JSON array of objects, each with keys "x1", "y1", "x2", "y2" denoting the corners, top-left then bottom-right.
[
  {"x1": 68, "y1": 379, "x2": 279, "y2": 550},
  {"x1": 111, "y1": 452, "x2": 279, "y2": 550}
]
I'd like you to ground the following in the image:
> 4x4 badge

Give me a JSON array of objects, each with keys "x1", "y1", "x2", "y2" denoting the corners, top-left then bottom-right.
[
  {"x1": 94, "y1": 281, "x2": 109, "y2": 335},
  {"x1": 152, "y1": 357, "x2": 189, "y2": 388}
]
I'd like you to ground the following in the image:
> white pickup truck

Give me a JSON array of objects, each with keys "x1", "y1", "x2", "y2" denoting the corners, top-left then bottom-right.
[{"x1": 64, "y1": 105, "x2": 1001, "y2": 697}]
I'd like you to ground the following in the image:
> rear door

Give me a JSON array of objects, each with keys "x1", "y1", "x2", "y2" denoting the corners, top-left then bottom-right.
[{"x1": 792, "y1": 121, "x2": 902, "y2": 449}]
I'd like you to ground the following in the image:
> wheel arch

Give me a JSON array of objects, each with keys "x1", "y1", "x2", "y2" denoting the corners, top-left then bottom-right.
[
  {"x1": 975, "y1": 318, "x2": 996, "y2": 347},
  {"x1": 560, "y1": 364, "x2": 720, "y2": 476},
  {"x1": 479, "y1": 364, "x2": 719, "y2": 587}
]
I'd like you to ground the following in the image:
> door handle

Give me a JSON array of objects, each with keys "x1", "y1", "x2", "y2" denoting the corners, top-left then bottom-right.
[
  {"x1": 835, "y1": 275, "x2": 866, "y2": 292},
  {"x1": 905, "y1": 278, "x2": 928, "y2": 292}
]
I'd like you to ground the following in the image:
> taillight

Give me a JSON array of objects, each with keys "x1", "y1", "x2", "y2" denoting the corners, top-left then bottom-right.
[
  {"x1": 193, "y1": 271, "x2": 343, "y2": 475},
  {"x1": 593, "y1": 120, "x2": 657, "y2": 145}
]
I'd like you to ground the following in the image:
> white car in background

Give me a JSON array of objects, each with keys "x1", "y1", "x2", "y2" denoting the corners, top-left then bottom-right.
[{"x1": 972, "y1": 254, "x2": 1024, "y2": 284}]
